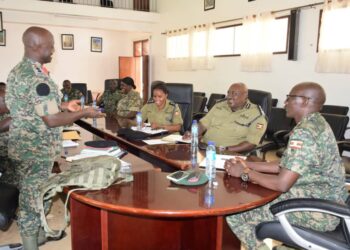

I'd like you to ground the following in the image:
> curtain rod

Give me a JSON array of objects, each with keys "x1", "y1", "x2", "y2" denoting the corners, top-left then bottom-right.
[{"x1": 161, "y1": 1, "x2": 324, "y2": 35}]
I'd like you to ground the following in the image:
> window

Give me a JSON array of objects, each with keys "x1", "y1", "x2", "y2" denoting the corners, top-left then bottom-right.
[
  {"x1": 166, "y1": 34, "x2": 189, "y2": 58},
  {"x1": 212, "y1": 16, "x2": 289, "y2": 56}
]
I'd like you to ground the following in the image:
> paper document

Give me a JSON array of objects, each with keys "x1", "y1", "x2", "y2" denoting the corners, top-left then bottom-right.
[
  {"x1": 199, "y1": 154, "x2": 247, "y2": 170},
  {"x1": 161, "y1": 134, "x2": 190, "y2": 144},
  {"x1": 62, "y1": 140, "x2": 79, "y2": 148},
  {"x1": 66, "y1": 146, "x2": 125, "y2": 162},
  {"x1": 142, "y1": 139, "x2": 173, "y2": 145},
  {"x1": 62, "y1": 131, "x2": 81, "y2": 140},
  {"x1": 63, "y1": 125, "x2": 81, "y2": 131},
  {"x1": 131, "y1": 126, "x2": 167, "y2": 135}
]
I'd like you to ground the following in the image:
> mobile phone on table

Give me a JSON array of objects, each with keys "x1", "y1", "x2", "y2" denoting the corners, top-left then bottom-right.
[{"x1": 166, "y1": 171, "x2": 189, "y2": 182}]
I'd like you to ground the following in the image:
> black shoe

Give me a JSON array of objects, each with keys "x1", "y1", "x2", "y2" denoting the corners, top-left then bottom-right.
[{"x1": 38, "y1": 231, "x2": 67, "y2": 247}]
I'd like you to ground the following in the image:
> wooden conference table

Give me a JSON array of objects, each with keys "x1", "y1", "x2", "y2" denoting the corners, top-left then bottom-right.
[{"x1": 65, "y1": 117, "x2": 280, "y2": 250}]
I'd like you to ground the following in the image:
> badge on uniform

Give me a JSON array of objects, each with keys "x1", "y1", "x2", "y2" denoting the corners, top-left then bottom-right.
[
  {"x1": 289, "y1": 140, "x2": 303, "y2": 149},
  {"x1": 256, "y1": 123, "x2": 264, "y2": 129},
  {"x1": 36, "y1": 83, "x2": 50, "y2": 96}
]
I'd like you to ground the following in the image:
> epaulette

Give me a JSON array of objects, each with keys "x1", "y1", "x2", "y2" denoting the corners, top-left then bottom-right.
[
  {"x1": 147, "y1": 99, "x2": 154, "y2": 104},
  {"x1": 216, "y1": 98, "x2": 227, "y2": 104},
  {"x1": 169, "y1": 100, "x2": 176, "y2": 106},
  {"x1": 244, "y1": 102, "x2": 251, "y2": 109}
]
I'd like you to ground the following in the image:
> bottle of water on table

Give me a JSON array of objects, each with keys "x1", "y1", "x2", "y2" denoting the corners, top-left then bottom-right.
[
  {"x1": 80, "y1": 95, "x2": 85, "y2": 110},
  {"x1": 205, "y1": 141, "x2": 216, "y2": 180},
  {"x1": 136, "y1": 112, "x2": 142, "y2": 131},
  {"x1": 191, "y1": 120, "x2": 198, "y2": 168},
  {"x1": 63, "y1": 94, "x2": 68, "y2": 103},
  {"x1": 92, "y1": 100, "x2": 97, "y2": 127}
]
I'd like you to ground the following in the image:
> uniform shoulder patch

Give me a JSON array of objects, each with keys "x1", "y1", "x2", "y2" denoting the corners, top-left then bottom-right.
[
  {"x1": 169, "y1": 100, "x2": 176, "y2": 106},
  {"x1": 147, "y1": 99, "x2": 154, "y2": 104},
  {"x1": 36, "y1": 83, "x2": 50, "y2": 96},
  {"x1": 256, "y1": 123, "x2": 264, "y2": 129},
  {"x1": 289, "y1": 140, "x2": 303, "y2": 150},
  {"x1": 216, "y1": 98, "x2": 227, "y2": 104}
]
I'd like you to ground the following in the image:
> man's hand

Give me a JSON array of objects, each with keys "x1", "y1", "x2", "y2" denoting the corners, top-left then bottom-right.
[
  {"x1": 83, "y1": 107, "x2": 105, "y2": 119},
  {"x1": 61, "y1": 100, "x2": 81, "y2": 112},
  {"x1": 150, "y1": 122, "x2": 159, "y2": 130},
  {"x1": 182, "y1": 131, "x2": 191, "y2": 140},
  {"x1": 224, "y1": 158, "x2": 247, "y2": 178}
]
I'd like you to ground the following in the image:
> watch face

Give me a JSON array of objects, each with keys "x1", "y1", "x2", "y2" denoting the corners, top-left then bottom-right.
[{"x1": 241, "y1": 173, "x2": 249, "y2": 182}]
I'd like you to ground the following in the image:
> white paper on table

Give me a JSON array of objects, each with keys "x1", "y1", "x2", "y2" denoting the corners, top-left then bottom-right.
[
  {"x1": 63, "y1": 125, "x2": 81, "y2": 131},
  {"x1": 161, "y1": 134, "x2": 190, "y2": 144},
  {"x1": 199, "y1": 154, "x2": 247, "y2": 170},
  {"x1": 66, "y1": 147, "x2": 124, "y2": 162},
  {"x1": 131, "y1": 126, "x2": 168, "y2": 135},
  {"x1": 142, "y1": 139, "x2": 173, "y2": 145},
  {"x1": 62, "y1": 140, "x2": 79, "y2": 148}
]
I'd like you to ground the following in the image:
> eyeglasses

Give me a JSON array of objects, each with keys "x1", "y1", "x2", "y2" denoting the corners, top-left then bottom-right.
[{"x1": 286, "y1": 94, "x2": 311, "y2": 100}]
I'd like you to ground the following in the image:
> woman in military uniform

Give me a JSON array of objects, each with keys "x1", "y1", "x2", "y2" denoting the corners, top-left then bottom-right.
[
  {"x1": 116, "y1": 77, "x2": 142, "y2": 119},
  {"x1": 141, "y1": 82, "x2": 183, "y2": 133}
]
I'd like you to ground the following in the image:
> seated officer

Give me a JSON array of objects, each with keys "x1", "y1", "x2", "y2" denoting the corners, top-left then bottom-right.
[
  {"x1": 60, "y1": 79, "x2": 83, "y2": 102},
  {"x1": 97, "y1": 79, "x2": 123, "y2": 116},
  {"x1": 184, "y1": 82, "x2": 267, "y2": 153},
  {"x1": 116, "y1": 77, "x2": 142, "y2": 119},
  {"x1": 141, "y1": 82, "x2": 183, "y2": 133},
  {"x1": 224, "y1": 82, "x2": 347, "y2": 250}
]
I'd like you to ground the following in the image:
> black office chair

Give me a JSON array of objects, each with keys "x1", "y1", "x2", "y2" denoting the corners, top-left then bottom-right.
[
  {"x1": 256, "y1": 197, "x2": 350, "y2": 250},
  {"x1": 192, "y1": 95, "x2": 207, "y2": 117},
  {"x1": 0, "y1": 182, "x2": 19, "y2": 231},
  {"x1": 206, "y1": 93, "x2": 226, "y2": 111},
  {"x1": 87, "y1": 90, "x2": 93, "y2": 104},
  {"x1": 248, "y1": 89, "x2": 272, "y2": 121},
  {"x1": 166, "y1": 83, "x2": 193, "y2": 133},
  {"x1": 71, "y1": 83, "x2": 87, "y2": 102},
  {"x1": 193, "y1": 92, "x2": 206, "y2": 97},
  {"x1": 272, "y1": 98, "x2": 278, "y2": 107},
  {"x1": 321, "y1": 105, "x2": 349, "y2": 115}
]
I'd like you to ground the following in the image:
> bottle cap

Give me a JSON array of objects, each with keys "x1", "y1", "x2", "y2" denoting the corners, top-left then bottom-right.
[
  {"x1": 192, "y1": 120, "x2": 197, "y2": 124},
  {"x1": 207, "y1": 141, "x2": 215, "y2": 146}
]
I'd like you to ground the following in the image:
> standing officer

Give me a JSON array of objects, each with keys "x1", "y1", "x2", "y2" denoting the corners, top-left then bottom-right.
[
  {"x1": 6, "y1": 26, "x2": 104, "y2": 250},
  {"x1": 96, "y1": 79, "x2": 123, "y2": 116},
  {"x1": 224, "y1": 82, "x2": 347, "y2": 250}
]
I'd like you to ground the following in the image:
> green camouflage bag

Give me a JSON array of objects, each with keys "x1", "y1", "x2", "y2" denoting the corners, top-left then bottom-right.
[{"x1": 37, "y1": 155, "x2": 133, "y2": 238}]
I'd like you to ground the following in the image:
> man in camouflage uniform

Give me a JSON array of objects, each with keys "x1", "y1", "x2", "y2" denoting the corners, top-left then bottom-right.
[
  {"x1": 60, "y1": 79, "x2": 82, "y2": 102},
  {"x1": 224, "y1": 82, "x2": 347, "y2": 250},
  {"x1": 141, "y1": 82, "x2": 183, "y2": 133},
  {"x1": 0, "y1": 82, "x2": 16, "y2": 185},
  {"x1": 96, "y1": 79, "x2": 123, "y2": 116},
  {"x1": 116, "y1": 77, "x2": 142, "y2": 119},
  {"x1": 185, "y1": 83, "x2": 267, "y2": 153},
  {"x1": 6, "y1": 26, "x2": 104, "y2": 250}
]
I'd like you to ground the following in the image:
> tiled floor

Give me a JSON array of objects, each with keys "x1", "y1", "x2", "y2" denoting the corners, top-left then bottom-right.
[{"x1": 1, "y1": 151, "x2": 348, "y2": 249}]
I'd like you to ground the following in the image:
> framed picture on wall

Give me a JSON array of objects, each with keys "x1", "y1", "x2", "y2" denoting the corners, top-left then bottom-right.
[
  {"x1": 204, "y1": 0, "x2": 215, "y2": 11},
  {"x1": 91, "y1": 37, "x2": 102, "y2": 52},
  {"x1": 0, "y1": 30, "x2": 6, "y2": 46},
  {"x1": 61, "y1": 34, "x2": 74, "y2": 50},
  {"x1": 0, "y1": 12, "x2": 3, "y2": 31}
]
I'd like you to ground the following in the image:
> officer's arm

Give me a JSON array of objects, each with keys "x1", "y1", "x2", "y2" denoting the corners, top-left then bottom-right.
[
  {"x1": 153, "y1": 123, "x2": 181, "y2": 133},
  {"x1": 42, "y1": 107, "x2": 104, "y2": 128},
  {"x1": 226, "y1": 141, "x2": 256, "y2": 153},
  {"x1": 182, "y1": 121, "x2": 207, "y2": 140},
  {"x1": 0, "y1": 117, "x2": 11, "y2": 132}
]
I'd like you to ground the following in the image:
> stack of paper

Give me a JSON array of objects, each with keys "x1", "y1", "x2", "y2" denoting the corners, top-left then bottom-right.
[
  {"x1": 62, "y1": 140, "x2": 79, "y2": 148},
  {"x1": 66, "y1": 146, "x2": 125, "y2": 162},
  {"x1": 161, "y1": 134, "x2": 190, "y2": 144},
  {"x1": 131, "y1": 126, "x2": 167, "y2": 135}
]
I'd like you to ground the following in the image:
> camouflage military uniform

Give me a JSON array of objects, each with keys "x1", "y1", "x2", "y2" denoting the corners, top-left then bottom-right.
[
  {"x1": 117, "y1": 89, "x2": 142, "y2": 117},
  {"x1": 6, "y1": 57, "x2": 62, "y2": 237},
  {"x1": 200, "y1": 100, "x2": 267, "y2": 147},
  {"x1": 0, "y1": 111, "x2": 17, "y2": 185},
  {"x1": 98, "y1": 89, "x2": 123, "y2": 115},
  {"x1": 141, "y1": 99, "x2": 183, "y2": 127},
  {"x1": 226, "y1": 112, "x2": 347, "y2": 250},
  {"x1": 60, "y1": 87, "x2": 82, "y2": 102}
]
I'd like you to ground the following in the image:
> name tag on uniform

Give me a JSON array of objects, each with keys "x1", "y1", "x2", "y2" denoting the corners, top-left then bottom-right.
[{"x1": 289, "y1": 140, "x2": 303, "y2": 149}]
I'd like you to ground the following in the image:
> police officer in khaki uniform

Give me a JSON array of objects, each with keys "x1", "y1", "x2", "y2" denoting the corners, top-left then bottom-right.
[
  {"x1": 6, "y1": 26, "x2": 104, "y2": 250},
  {"x1": 224, "y1": 82, "x2": 347, "y2": 250},
  {"x1": 184, "y1": 83, "x2": 267, "y2": 153},
  {"x1": 141, "y1": 82, "x2": 183, "y2": 133},
  {"x1": 116, "y1": 77, "x2": 142, "y2": 119}
]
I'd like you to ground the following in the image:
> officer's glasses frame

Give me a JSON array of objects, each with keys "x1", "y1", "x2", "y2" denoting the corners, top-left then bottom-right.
[{"x1": 286, "y1": 94, "x2": 311, "y2": 101}]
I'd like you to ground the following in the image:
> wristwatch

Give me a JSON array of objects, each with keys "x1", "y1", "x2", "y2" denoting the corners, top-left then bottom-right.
[{"x1": 240, "y1": 167, "x2": 250, "y2": 182}]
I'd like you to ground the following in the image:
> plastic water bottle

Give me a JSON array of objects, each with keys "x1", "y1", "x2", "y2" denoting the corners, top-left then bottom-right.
[
  {"x1": 191, "y1": 120, "x2": 198, "y2": 167},
  {"x1": 136, "y1": 112, "x2": 142, "y2": 131},
  {"x1": 63, "y1": 94, "x2": 68, "y2": 102},
  {"x1": 92, "y1": 100, "x2": 97, "y2": 127},
  {"x1": 80, "y1": 95, "x2": 85, "y2": 110},
  {"x1": 205, "y1": 141, "x2": 216, "y2": 180},
  {"x1": 204, "y1": 180, "x2": 215, "y2": 208}
]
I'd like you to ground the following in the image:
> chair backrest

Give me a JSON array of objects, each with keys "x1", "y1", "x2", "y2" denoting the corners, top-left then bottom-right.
[
  {"x1": 321, "y1": 113, "x2": 349, "y2": 141},
  {"x1": 266, "y1": 107, "x2": 294, "y2": 140},
  {"x1": 165, "y1": 83, "x2": 193, "y2": 132},
  {"x1": 272, "y1": 98, "x2": 278, "y2": 107},
  {"x1": 321, "y1": 105, "x2": 349, "y2": 115},
  {"x1": 194, "y1": 91, "x2": 206, "y2": 97},
  {"x1": 104, "y1": 79, "x2": 120, "y2": 91},
  {"x1": 71, "y1": 83, "x2": 87, "y2": 100},
  {"x1": 87, "y1": 90, "x2": 93, "y2": 104},
  {"x1": 248, "y1": 89, "x2": 272, "y2": 120},
  {"x1": 207, "y1": 93, "x2": 226, "y2": 111},
  {"x1": 193, "y1": 96, "x2": 207, "y2": 114}
]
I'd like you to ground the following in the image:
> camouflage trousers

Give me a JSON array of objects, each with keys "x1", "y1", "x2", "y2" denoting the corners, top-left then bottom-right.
[
  {"x1": 226, "y1": 193, "x2": 340, "y2": 250},
  {"x1": 0, "y1": 156, "x2": 19, "y2": 187},
  {"x1": 15, "y1": 158, "x2": 54, "y2": 237}
]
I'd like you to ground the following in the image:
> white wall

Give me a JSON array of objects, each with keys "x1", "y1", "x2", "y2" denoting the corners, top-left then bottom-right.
[{"x1": 151, "y1": 0, "x2": 350, "y2": 108}]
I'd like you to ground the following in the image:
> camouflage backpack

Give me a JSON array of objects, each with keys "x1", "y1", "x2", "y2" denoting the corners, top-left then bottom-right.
[{"x1": 37, "y1": 155, "x2": 133, "y2": 238}]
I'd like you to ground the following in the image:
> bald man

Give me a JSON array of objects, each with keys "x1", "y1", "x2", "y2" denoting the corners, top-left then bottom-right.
[
  {"x1": 224, "y1": 82, "x2": 347, "y2": 250},
  {"x1": 185, "y1": 83, "x2": 267, "y2": 153},
  {"x1": 6, "y1": 26, "x2": 104, "y2": 250}
]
